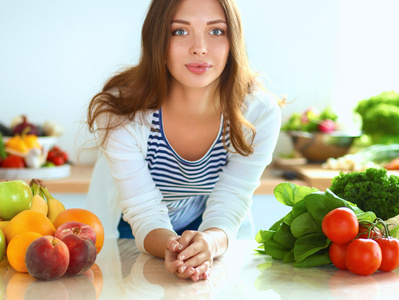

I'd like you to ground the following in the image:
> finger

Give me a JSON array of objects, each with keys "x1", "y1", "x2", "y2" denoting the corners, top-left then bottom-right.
[
  {"x1": 166, "y1": 235, "x2": 182, "y2": 252},
  {"x1": 178, "y1": 230, "x2": 197, "y2": 250},
  {"x1": 190, "y1": 261, "x2": 211, "y2": 281},
  {"x1": 178, "y1": 239, "x2": 211, "y2": 263},
  {"x1": 164, "y1": 249, "x2": 183, "y2": 273},
  {"x1": 199, "y1": 268, "x2": 211, "y2": 280}
]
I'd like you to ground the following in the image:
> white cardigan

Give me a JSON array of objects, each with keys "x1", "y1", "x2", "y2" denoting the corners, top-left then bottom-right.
[{"x1": 86, "y1": 90, "x2": 281, "y2": 254}]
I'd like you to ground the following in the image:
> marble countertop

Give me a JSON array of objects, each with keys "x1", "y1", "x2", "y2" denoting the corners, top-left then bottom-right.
[{"x1": 2, "y1": 238, "x2": 397, "y2": 300}]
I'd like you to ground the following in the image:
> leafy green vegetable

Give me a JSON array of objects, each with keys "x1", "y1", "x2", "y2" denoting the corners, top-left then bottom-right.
[
  {"x1": 255, "y1": 183, "x2": 374, "y2": 268},
  {"x1": 355, "y1": 91, "x2": 399, "y2": 137},
  {"x1": 0, "y1": 133, "x2": 7, "y2": 160},
  {"x1": 329, "y1": 168, "x2": 399, "y2": 220}
]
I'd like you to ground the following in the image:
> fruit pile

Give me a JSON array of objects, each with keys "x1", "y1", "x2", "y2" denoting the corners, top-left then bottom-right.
[
  {"x1": 0, "y1": 179, "x2": 104, "y2": 281},
  {"x1": 0, "y1": 115, "x2": 68, "y2": 168}
]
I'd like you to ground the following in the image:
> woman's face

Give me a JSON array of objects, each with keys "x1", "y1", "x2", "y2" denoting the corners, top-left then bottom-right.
[{"x1": 166, "y1": 0, "x2": 230, "y2": 91}]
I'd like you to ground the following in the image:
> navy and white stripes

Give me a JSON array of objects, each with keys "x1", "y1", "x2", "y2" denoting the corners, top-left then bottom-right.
[{"x1": 145, "y1": 109, "x2": 230, "y2": 230}]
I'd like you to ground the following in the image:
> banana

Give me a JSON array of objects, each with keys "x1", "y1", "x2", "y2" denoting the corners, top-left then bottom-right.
[
  {"x1": 30, "y1": 178, "x2": 66, "y2": 223},
  {"x1": 29, "y1": 179, "x2": 48, "y2": 216},
  {"x1": 39, "y1": 184, "x2": 65, "y2": 222},
  {"x1": 47, "y1": 198, "x2": 66, "y2": 223}
]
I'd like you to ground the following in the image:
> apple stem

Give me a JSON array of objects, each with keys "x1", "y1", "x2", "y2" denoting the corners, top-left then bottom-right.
[{"x1": 72, "y1": 227, "x2": 81, "y2": 235}]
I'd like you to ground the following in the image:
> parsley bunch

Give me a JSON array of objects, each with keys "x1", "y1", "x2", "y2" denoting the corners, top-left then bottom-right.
[{"x1": 329, "y1": 168, "x2": 399, "y2": 220}]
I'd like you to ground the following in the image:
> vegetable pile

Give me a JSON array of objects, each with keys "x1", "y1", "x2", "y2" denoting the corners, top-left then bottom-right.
[
  {"x1": 355, "y1": 91, "x2": 399, "y2": 140},
  {"x1": 329, "y1": 168, "x2": 399, "y2": 220},
  {"x1": 255, "y1": 183, "x2": 372, "y2": 267},
  {"x1": 322, "y1": 144, "x2": 399, "y2": 171},
  {"x1": 281, "y1": 107, "x2": 338, "y2": 133},
  {"x1": 256, "y1": 177, "x2": 399, "y2": 276}
]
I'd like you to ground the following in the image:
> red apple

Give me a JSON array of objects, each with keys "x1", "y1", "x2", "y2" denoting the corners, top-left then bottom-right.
[
  {"x1": 25, "y1": 236, "x2": 70, "y2": 280},
  {"x1": 54, "y1": 221, "x2": 96, "y2": 245},
  {"x1": 61, "y1": 234, "x2": 97, "y2": 276},
  {"x1": 318, "y1": 119, "x2": 336, "y2": 132}
]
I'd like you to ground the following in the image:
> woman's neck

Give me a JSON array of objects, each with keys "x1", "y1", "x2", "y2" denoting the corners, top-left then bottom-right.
[{"x1": 165, "y1": 81, "x2": 221, "y2": 119}]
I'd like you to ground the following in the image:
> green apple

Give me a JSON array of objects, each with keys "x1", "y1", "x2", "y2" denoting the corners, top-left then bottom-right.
[{"x1": 0, "y1": 180, "x2": 32, "y2": 220}]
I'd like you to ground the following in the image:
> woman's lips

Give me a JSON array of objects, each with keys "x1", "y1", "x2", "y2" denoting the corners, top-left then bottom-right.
[{"x1": 185, "y1": 62, "x2": 212, "y2": 74}]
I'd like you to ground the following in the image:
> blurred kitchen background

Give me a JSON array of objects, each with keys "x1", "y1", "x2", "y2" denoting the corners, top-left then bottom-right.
[{"x1": 1, "y1": 0, "x2": 398, "y2": 165}]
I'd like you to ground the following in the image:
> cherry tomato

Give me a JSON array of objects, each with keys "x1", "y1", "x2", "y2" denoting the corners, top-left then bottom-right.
[
  {"x1": 346, "y1": 238, "x2": 382, "y2": 276},
  {"x1": 51, "y1": 156, "x2": 65, "y2": 166},
  {"x1": 357, "y1": 225, "x2": 382, "y2": 240},
  {"x1": 329, "y1": 242, "x2": 348, "y2": 270},
  {"x1": 376, "y1": 237, "x2": 399, "y2": 272},
  {"x1": 1, "y1": 155, "x2": 25, "y2": 168},
  {"x1": 322, "y1": 207, "x2": 359, "y2": 244}
]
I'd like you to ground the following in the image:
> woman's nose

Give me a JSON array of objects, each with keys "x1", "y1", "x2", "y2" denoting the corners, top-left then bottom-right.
[{"x1": 190, "y1": 35, "x2": 207, "y2": 56}]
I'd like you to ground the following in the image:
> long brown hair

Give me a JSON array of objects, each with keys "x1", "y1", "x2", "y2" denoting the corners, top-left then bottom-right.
[{"x1": 87, "y1": 0, "x2": 257, "y2": 156}]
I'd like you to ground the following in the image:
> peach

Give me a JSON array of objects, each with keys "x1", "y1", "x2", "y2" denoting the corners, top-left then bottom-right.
[
  {"x1": 54, "y1": 221, "x2": 96, "y2": 245},
  {"x1": 25, "y1": 236, "x2": 69, "y2": 280},
  {"x1": 62, "y1": 233, "x2": 97, "y2": 276}
]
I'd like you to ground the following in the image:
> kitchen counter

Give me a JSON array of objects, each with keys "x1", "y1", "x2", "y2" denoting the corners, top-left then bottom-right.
[
  {"x1": 2, "y1": 238, "x2": 398, "y2": 300},
  {"x1": 0, "y1": 164, "x2": 307, "y2": 195}
]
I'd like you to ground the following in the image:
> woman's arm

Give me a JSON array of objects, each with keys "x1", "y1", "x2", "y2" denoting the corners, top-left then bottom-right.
[
  {"x1": 199, "y1": 92, "x2": 281, "y2": 248},
  {"x1": 99, "y1": 115, "x2": 177, "y2": 254}
]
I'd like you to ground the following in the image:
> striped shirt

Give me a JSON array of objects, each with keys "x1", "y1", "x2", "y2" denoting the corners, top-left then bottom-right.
[{"x1": 145, "y1": 108, "x2": 230, "y2": 231}]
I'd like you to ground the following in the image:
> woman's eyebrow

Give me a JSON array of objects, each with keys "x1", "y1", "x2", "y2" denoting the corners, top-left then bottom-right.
[{"x1": 170, "y1": 19, "x2": 227, "y2": 25}]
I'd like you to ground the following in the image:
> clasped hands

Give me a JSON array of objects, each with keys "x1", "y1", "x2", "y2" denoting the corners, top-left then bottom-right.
[{"x1": 164, "y1": 230, "x2": 223, "y2": 281}]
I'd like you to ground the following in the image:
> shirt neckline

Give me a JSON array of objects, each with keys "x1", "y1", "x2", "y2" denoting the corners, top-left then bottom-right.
[{"x1": 158, "y1": 108, "x2": 224, "y2": 164}]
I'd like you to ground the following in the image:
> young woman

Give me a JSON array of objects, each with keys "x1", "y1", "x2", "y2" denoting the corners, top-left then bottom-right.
[{"x1": 86, "y1": 0, "x2": 281, "y2": 281}]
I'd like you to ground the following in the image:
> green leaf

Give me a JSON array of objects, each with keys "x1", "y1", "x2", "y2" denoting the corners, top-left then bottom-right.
[
  {"x1": 294, "y1": 233, "x2": 331, "y2": 263},
  {"x1": 255, "y1": 230, "x2": 276, "y2": 244},
  {"x1": 273, "y1": 183, "x2": 319, "y2": 207},
  {"x1": 283, "y1": 250, "x2": 295, "y2": 263},
  {"x1": 356, "y1": 211, "x2": 377, "y2": 223},
  {"x1": 290, "y1": 212, "x2": 321, "y2": 239},
  {"x1": 0, "y1": 133, "x2": 7, "y2": 160},
  {"x1": 264, "y1": 240, "x2": 291, "y2": 260},
  {"x1": 294, "y1": 248, "x2": 332, "y2": 267},
  {"x1": 273, "y1": 222, "x2": 296, "y2": 249},
  {"x1": 304, "y1": 189, "x2": 363, "y2": 227}
]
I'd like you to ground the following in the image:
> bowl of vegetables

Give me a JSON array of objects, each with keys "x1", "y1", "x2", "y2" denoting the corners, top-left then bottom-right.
[
  {"x1": 286, "y1": 130, "x2": 361, "y2": 162},
  {"x1": 282, "y1": 107, "x2": 361, "y2": 162}
]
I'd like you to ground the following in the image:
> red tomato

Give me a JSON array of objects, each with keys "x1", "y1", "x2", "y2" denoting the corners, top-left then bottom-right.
[
  {"x1": 51, "y1": 156, "x2": 65, "y2": 166},
  {"x1": 346, "y1": 239, "x2": 382, "y2": 276},
  {"x1": 322, "y1": 207, "x2": 359, "y2": 244},
  {"x1": 329, "y1": 242, "x2": 349, "y2": 270},
  {"x1": 376, "y1": 237, "x2": 399, "y2": 272},
  {"x1": 357, "y1": 225, "x2": 382, "y2": 240},
  {"x1": 1, "y1": 155, "x2": 25, "y2": 168}
]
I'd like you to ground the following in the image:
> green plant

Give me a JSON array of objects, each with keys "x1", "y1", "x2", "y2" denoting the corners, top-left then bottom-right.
[
  {"x1": 355, "y1": 91, "x2": 399, "y2": 137},
  {"x1": 329, "y1": 168, "x2": 399, "y2": 220}
]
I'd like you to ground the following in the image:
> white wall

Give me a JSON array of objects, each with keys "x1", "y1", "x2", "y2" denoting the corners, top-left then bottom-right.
[{"x1": 1, "y1": 0, "x2": 398, "y2": 164}]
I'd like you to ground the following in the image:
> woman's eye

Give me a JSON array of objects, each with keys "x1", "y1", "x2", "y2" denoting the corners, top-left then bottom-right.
[
  {"x1": 172, "y1": 28, "x2": 188, "y2": 36},
  {"x1": 210, "y1": 28, "x2": 225, "y2": 36}
]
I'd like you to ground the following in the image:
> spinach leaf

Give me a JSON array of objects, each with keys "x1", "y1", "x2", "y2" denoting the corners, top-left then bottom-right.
[
  {"x1": 304, "y1": 189, "x2": 364, "y2": 226},
  {"x1": 274, "y1": 183, "x2": 319, "y2": 207},
  {"x1": 273, "y1": 222, "x2": 296, "y2": 249},
  {"x1": 294, "y1": 248, "x2": 331, "y2": 267},
  {"x1": 293, "y1": 233, "x2": 331, "y2": 263},
  {"x1": 290, "y1": 212, "x2": 321, "y2": 239},
  {"x1": 263, "y1": 239, "x2": 291, "y2": 260},
  {"x1": 283, "y1": 250, "x2": 295, "y2": 263}
]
